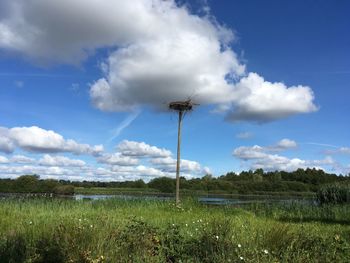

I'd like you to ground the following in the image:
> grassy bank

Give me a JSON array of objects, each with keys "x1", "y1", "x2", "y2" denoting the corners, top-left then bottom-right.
[{"x1": 1, "y1": 198, "x2": 349, "y2": 262}]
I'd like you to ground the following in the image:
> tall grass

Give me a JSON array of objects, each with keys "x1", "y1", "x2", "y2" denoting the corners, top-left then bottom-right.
[
  {"x1": 316, "y1": 183, "x2": 350, "y2": 204},
  {"x1": 0, "y1": 198, "x2": 349, "y2": 262}
]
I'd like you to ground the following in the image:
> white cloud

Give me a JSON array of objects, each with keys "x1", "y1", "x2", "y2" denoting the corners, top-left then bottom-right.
[
  {"x1": 38, "y1": 154, "x2": 86, "y2": 167},
  {"x1": 11, "y1": 155, "x2": 35, "y2": 164},
  {"x1": 97, "y1": 153, "x2": 139, "y2": 166},
  {"x1": 266, "y1": 138, "x2": 298, "y2": 152},
  {"x1": 0, "y1": 155, "x2": 9, "y2": 164},
  {"x1": 325, "y1": 147, "x2": 350, "y2": 155},
  {"x1": 233, "y1": 142, "x2": 339, "y2": 172},
  {"x1": 0, "y1": 136, "x2": 209, "y2": 181},
  {"x1": 0, "y1": 126, "x2": 104, "y2": 156},
  {"x1": 117, "y1": 140, "x2": 172, "y2": 158},
  {"x1": 0, "y1": 128, "x2": 15, "y2": 153},
  {"x1": 150, "y1": 156, "x2": 202, "y2": 173},
  {"x1": 225, "y1": 73, "x2": 318, "y2": 122},
  {"x1": 236, "y1": 132, "x2": 253, "y2": 139},
  {"x1": 275, "y1": 139, "x2": 298, "y2": 149},
  {"x1": 0, "y1": 0, "x2": 316, "y2": 122},
  {"x1": 233, "y1": 145, "x2": 267, "y2": 160}
]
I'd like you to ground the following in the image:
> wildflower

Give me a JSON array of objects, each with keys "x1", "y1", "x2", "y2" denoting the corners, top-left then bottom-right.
[
  {"x1": 195, "y1": 228, "x2": 198, "y2": 231},
  {"x1": 29, "y1": 221, "x2": 32, "y2": 225},
  {"x1": 172, "y1": 223, "x2": 175, "y2": 227},
  {"x1": 263, "y1": 249, "x2": 269, "y2": 254},
  {"x1": 90, "y1": 225, "x2": 93, "y2": 228},
  {"x1": 79, "y1": 218, "x2": 82, "y2": 222},
  {"x1": 239, "y1": 256, "x2": 244, "y2": 260},
  {"x1": 238, "y1": 244, "x2": 242, "y2": 248},
  {"x1": 215, "y1": 235, "x2": 219, "y2": 240},
  {"x1": 335, "y1": 235, "x2": 340, "y2": 241},
  {"x1": 185, "y1": 223, "x2": 188, "y2": 227}
]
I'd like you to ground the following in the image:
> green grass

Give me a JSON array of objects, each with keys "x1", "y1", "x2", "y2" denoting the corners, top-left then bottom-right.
[{"x1": 1, "y1": 198, "x2": 350, "y2": 262}]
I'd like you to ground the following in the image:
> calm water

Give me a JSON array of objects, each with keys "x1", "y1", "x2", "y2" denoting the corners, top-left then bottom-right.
[
  {"x1": 0, "y1": 192, "x2": 315, "y2": 205},
  {"x1": 73, "y1": 194, "x2": 315, "y2": 205}
]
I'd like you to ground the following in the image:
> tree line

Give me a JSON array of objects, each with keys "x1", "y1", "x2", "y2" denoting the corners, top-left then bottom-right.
[{"x1": 0, "y1": 168, "x2": 349, "y2": 195}]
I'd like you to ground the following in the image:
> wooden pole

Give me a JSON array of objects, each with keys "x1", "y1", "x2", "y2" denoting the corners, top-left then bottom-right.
[{"x1": 175, "y1": 110, "x2": 183, "y2": 206}]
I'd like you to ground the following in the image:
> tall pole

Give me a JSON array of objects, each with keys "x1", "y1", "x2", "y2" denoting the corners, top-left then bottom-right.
[{"x1": 175, "y1": 110, "x2": 183, "y2": 206}]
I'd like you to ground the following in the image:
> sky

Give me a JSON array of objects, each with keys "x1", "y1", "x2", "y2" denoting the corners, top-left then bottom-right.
[{"x1": 0, "y1": 0, "x2": 349, "y2": 181}]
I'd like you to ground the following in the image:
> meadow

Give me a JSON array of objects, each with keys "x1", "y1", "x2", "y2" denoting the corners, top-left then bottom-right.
[{"x1": 1, "y1": 198, "x2": 350, "y2": 263}]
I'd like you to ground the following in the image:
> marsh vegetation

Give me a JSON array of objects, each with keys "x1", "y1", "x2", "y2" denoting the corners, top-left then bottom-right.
[{"x1": 1, "y1": 198, "x2": 349, "y2": 262}]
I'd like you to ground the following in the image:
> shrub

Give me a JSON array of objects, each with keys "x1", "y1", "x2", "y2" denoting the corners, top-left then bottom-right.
[
  {"x1": 0, "y1": 233, "x2": 27, "y2": 263},
  {"x1": 316, "y1": 184, "x2": 350, "y2": 204},
  {"x1": 53, "y1": 185, "x2": 75, "y2": 195},
  {"x1": 116, "y1": 218, "x2": 161, "y2": 261},
  {"x1": 186, "y1": 219, "x2": 236, "y2": 263},
  {"x1": 33, "y1": 236, "x2": 67, "y2": 263}
]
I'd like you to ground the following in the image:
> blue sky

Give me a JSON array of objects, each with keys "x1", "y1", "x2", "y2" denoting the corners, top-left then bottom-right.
[{"x1": 0, "y1": 0, "x2": 349, "y2": 181}]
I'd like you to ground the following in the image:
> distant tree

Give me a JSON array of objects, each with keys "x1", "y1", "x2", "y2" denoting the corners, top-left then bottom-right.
[
  {"x1": 202, "y1": 174, "x2": 213, "y2": 193},
  {"x1": 39, "y1": 179, "x2": 59, "y2": 193},
  {"x1": 148, "y1": 177, "x2": 175, "y2": 193},
  {"x1": 53, "y1": 185, "x2": 75, "y2": 195},
  {"x1": 132, "y1": 179, "x2": 147, "y2": 188},
  {"x1": 14, "y1": 175, "x2": 39, "y2": 193}
]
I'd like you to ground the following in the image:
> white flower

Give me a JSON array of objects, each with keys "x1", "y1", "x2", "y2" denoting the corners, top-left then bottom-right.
[
  {"x1": 90, "y1": 225, "x2": 93, "y2": 228},
  {"x1": 185, "y1": 223, "x2": 188, "y2": 227},
  {"x1": 239, "y1": 256, "x2": 244, "y2": 260},
  {"x1": 263, "y1": 249, "x2": 269, "y2": 254},
  {"x1": 79, "y1": 218, "x2": 82, "y2": 222},
  {"x1": 238, "y1": 244, "x2": 242, "y2": 248},
  {"x1": 29, "y1": 221, "x2": 32, "y2": 225},
  {"x1": 215, "y1": 235, "x2": 219, "y2": 240}
]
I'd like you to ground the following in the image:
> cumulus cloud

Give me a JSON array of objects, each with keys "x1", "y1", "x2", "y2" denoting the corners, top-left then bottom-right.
[
  {"x1": 117, "y1": 140, "x2": 172, "y2": 158},
  {"x1": 97, "y1": 153, "x2": 139, "y2": 166},
  {"x1": 233, "y1": 145, "x2": 267, "y2": 161},
  {"x1": 150, "y1": 156, "x2": 202, "y2": 173},
  {"x1": 233, "y1": 141, "x2": 339, "y2": 172},
  {"x1": 0, "y1": 0, "x2": 317, "y2": 122},
  {"x1": 11, "y1": 155, "x2": 35, "y2": 164},
  {"x1": 38, "y1": 154, "x2": 86, "y2": 167},
  {"x1": 0, "y1": 138, "x2": 208, "y2": 181},
  {"x1": 0, "y1": 128, "x2": 15, "y2": 153},
  {"x1": 266, "y1": 138, "x2": 298, "y2": 152},
  {"x1": 225, "y1": 73, "x2": 317, "y2": 122},
  {"x1": 0, "y1": 155, "x2": 9, "y2": 164},
  {"x1": 275, "y1": 139, "x2": 298, "y2": 149},
  {"x1": 0, "y1": 126, "x2": 103, "y2": 156}
]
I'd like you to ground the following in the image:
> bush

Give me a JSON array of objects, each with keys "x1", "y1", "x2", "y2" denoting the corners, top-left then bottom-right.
[
  {"x1": 0, "y1": 233, "x2": 27, "y2": 263},
  {"x1": 53, "y1": 185, "x2": 75, "y2": 195},
  {"x1": 317, "y1": 184, "x2": 350, "y2": 204},
  {"x1": 116, "y1": 218, "x2": 161, "y2": 261}
]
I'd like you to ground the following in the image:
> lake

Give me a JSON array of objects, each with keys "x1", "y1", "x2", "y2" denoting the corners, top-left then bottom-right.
[{"x1": 0, "y1": 192, "x2": 316, "y2": 205}]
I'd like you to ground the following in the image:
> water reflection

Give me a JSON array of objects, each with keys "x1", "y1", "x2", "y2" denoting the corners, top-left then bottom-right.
[{"x1": 0, "y1": 192, "x2": 314, "y2": 205}]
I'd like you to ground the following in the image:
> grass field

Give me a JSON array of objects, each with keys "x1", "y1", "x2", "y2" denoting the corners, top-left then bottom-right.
[{"x1": 1, "y1": 198, "x2": 349, "y2": 262}]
